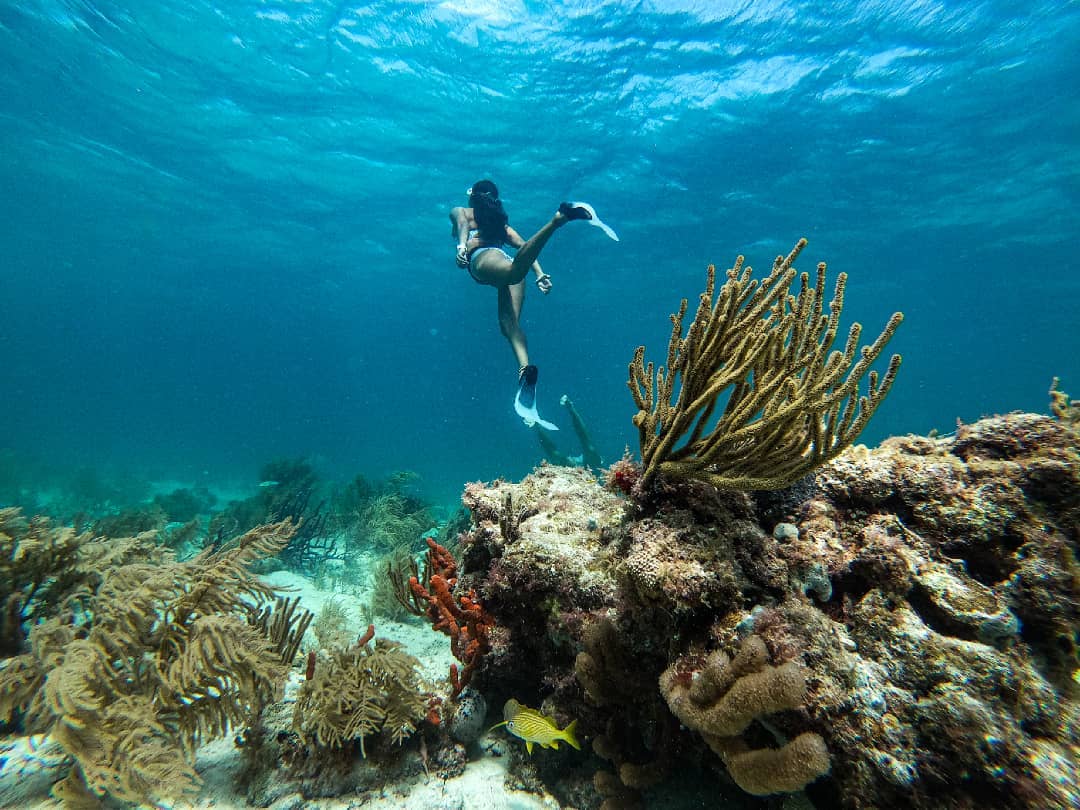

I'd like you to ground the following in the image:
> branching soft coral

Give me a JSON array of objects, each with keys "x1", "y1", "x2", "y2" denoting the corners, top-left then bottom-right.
[
  {"x1": 293, "y1": 627, "x2": 428, "y2": 757},
  {"x1": 629, "y1": 239, "x2": 902, "y2": 492},
  {"x1": 0, "y1": 508, "x2": 87, "y2": 655},
  {"x1": 0, "y1": 507, "x2": 169, "y2": 657},
  {"x1": 0, "y1": 520, "x2": 302, "y2": 807}
]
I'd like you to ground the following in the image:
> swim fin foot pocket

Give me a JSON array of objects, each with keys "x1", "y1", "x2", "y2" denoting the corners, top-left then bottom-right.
[
  {"x1": 517, "y1": 364, "x2": 538, "y2": 410},
  {"x1": 559, "y1": 201, "x2": 620, "y2": 241},
  {"x1": 558, "y1": 202, "x2": 593, "y2": 221},
  {"x1": 514, "y1": 365, "x2": 558, "y2": 431}
]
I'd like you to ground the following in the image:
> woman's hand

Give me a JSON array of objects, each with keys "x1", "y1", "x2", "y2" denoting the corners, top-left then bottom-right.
[
  {"x1": 455, "y1": 244, "x2": 469, "y2": 268},
  {"x1": 535, "y1": 272, "x2": 553, "y2": 294}
]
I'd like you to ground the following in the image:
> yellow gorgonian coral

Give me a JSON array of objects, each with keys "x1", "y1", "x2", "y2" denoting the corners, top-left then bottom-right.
[{"x1": 629, "y1": 239, "x2": 902, "y2": 491}]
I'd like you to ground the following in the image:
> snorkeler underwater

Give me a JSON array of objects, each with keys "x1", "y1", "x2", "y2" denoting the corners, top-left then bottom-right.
[
  {"x1": 450, "y1": 183, "x2": 619, "y2": 431},
  {"x1": 1, "y1": 2, "x2": 1077, "y2": 809}
]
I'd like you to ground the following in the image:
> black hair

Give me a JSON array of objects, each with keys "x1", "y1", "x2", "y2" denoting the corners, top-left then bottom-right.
[{"x1": 469, "y1": 179, "x2": 508, "y2": 243}]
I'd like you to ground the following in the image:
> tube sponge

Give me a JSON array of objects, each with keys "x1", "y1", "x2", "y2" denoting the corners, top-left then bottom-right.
[
  {"x1": 702, "y1": 661, "x2": 807, "y2": 736},
  {"x1": 662, "y1": 650, "x2": 806, "y2": 737},
  {"x1": 719, "y1": 732, "x2": 832, "y2": 796},
  {"x1": 659, "y1": 635, "x2": 830, "y2": 795}
]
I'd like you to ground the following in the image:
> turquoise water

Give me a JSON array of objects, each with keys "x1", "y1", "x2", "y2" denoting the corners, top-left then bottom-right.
[{"x1": 1, "y1": 1, "x2": 1077, "y2": 505}]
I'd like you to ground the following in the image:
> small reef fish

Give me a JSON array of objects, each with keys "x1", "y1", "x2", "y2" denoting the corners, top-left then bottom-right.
[
  {"x1": 257, "y1": 480, "x2": 279, "y2": 487},
  {"x1": 489, "y1": 698, "x2": 580, "y2": 755}
]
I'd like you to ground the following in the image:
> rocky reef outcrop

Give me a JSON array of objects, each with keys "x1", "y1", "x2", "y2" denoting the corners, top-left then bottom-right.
[{"x1": 457, "y1": 412, "x2": 1079, "y2": 810}]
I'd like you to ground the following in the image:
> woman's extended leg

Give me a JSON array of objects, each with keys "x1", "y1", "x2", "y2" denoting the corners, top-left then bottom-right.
[
  {"x1": 562, "y1": 395, "x2": 603, "y2": 468},
  {"x1": 499, "y1": 280, "x2": 543, "y2": 414}
]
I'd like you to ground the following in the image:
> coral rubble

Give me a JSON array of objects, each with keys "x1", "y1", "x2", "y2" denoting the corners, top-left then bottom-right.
[{"x1": 456, "y1": 411, "x2": 1079, "y2": 809}]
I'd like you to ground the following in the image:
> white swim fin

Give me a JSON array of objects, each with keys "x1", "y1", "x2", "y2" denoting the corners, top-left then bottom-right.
[
  {"x1": 514, "y1": 390, "x2": 559, "y2": 431},
  {"x1": 567, "y1": 201, "x2": 619, "y2": 242}
]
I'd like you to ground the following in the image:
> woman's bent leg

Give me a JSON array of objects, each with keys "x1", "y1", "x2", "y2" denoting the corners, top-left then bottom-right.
[{"x1": 471, "y1": 210, "x2": 569, "y2": 286}]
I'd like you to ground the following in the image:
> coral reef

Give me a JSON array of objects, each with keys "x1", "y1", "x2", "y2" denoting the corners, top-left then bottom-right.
[
  {"x1": 153, "y1": 485, "x2": 217, "y2": 523},
  {"x1": 0, "y1": 520, "x2": 303, "y2": 806},
  {"x1": 206, "y1": 458, "x2": 338, "y2": 575},
  {"x1": 628, "y1": 239, "x2": 902, "y2": 492},
  {"x1": 208, "y1": 463, "x2": 436, "y2": 582},
  {"x1": 455, "y1": 411, "x2": 1079, "y2": 809}
]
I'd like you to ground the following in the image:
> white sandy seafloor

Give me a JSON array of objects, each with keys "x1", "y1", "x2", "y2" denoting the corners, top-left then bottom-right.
[
  {"x1": 0, "y1": 568, "x2": 569, "y2": 810},
  {"x1": 0, "y1": 733, "x2": 559, "y2": 810}
]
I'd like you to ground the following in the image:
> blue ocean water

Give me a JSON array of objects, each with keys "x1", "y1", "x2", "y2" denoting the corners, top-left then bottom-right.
[{"x1": 1, "y1": 0, "x2": 1077, "y2": 507}]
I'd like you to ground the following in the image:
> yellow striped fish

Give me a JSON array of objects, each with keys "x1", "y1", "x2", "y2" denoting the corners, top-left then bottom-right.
[{"x1": 489, "y1": 699, "x2": 581, "y2": 755}]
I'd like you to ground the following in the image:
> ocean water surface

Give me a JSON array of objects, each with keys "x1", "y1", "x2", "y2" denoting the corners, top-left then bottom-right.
[{"x1": 1, "y1": 0, "x2": 1077, "y2": 505}]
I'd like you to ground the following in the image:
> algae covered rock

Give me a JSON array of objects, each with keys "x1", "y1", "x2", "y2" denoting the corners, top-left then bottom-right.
[
  {"x1": 455, "y1": 412, "x2": 1079, "y2": 810},
  {"x1": 449, "y1": 687, "x2": 487, "y2": 746}
]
